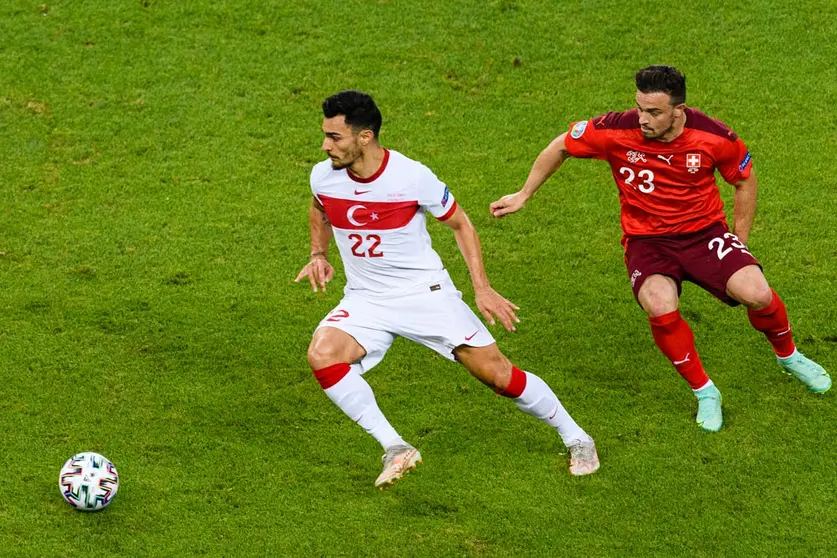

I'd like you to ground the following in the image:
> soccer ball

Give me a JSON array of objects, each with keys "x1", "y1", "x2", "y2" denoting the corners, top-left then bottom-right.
[{"x1": 58, "y1": 452, "x2": 119, "y2": 511}]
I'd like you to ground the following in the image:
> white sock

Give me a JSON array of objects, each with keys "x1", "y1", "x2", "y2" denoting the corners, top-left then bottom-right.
[
  {"x1": 693, "y1": 379, "x2": 715, "y2": 394},
  {"x1": 324, "y1": 365, "x2": 405, "y2": 450},
  {"x1": 777, "y1": 348, "x2": 799, "y2": 361},
  {"x1": 514, "y1": 371, "x2": 591, "y2": 447}
]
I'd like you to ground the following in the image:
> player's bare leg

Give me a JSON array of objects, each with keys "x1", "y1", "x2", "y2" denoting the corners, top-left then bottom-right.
[
  {"x1": 454, "y1": 343, "x2": 599, "y2": 476},
  {"x1": 727, "y1": 265, "x2": 831, "y2": 392},
  {"x1": 639, "y1": 274, "x2": 723, "y2": 431},
  {"x1": 308, "y1": 327, "x2": 421, "y2": 487}
]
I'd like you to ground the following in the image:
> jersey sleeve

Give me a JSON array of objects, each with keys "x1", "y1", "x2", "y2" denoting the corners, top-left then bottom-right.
[
  {"x1": 563, "y1": 117, "x2": 610, "y2": 159},
  {"x1": 715, "y1": 137, "x2": 753, "y2": 184},
  {"x1": 309, "y1": 162, "x2": 327, "y2": 200},
  {"x1": 417, "y1": 165, "x2": 457, "y2": 221}
]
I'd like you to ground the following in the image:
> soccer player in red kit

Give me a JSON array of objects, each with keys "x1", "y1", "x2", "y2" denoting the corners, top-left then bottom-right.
[{"x1": 490, "y1": 65, "x2": 830, "y2": 432}]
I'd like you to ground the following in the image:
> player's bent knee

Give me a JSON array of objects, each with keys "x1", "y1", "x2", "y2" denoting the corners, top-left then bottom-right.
[
  {"x1": 642, "y1": 295, "x2": 678, "y2": 317},
  {"x1": 307, "y1": 335, "x2": 347, "y2": 370},
  {"x1": 738, "y1": 284, "x2": 773, "y2": 309},
  {"x1": 639, "y1": 285, "x2": 678, "y2": 317},
  {"x1": 752, "y1": 285, "x2": 773, "y2": 308},
  {"x1": 727, "y1": 265, "x2": 772, "y2": 309},
  {"x1": 307, "y1": 327, "x2": 366, "y2": 370},
  {"x1": 307, "y1": 342, "x2": 334, "y2": 370},
  {"x1": 638, "y1": 276, "x2": 678, "y2": 317},
  {"x1": 456, "y1": 344, "x2": 512, "y2": 390}
]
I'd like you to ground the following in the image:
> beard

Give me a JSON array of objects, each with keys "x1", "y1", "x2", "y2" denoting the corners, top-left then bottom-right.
[
  {"x1": 329, "y1": 145, "x2": 362, "y2": 170},
  {"x1": 641, "y1": 117, "x2": 676, "y2": 140}
]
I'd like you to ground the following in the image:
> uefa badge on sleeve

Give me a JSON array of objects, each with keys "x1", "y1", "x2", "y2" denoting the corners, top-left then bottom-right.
[
  {"x1": 686, "y1": 153, "x2": 701, "y2": 174},
  {"x1": 570, "y1": 121, "x2": 587, "y2": 139}
]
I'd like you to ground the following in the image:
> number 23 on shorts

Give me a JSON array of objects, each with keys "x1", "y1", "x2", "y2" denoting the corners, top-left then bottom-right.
[{"x1": 708, "y1": 232, "x2": 750, "y2": 260}]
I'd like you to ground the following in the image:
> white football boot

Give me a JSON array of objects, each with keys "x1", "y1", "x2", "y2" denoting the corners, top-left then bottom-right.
[
  {"x1": 568, "y1": 439, "x2": 600, "y2": 476},
  {"x1": 374, "y1": 445, "x2": 422, "y2": 489}
]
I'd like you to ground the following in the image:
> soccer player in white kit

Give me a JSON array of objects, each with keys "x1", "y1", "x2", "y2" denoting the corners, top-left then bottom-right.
[{"x1": 296, "y1": 91, "x2": 599, "y2": 488}]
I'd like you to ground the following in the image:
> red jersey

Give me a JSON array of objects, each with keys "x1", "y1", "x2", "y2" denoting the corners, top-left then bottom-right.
[{"x1": 563, "y1": 108, "x2": 753, "y2": 240}]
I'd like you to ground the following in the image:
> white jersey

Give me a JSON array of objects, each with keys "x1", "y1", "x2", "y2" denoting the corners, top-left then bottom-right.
[{"x1": 310, "y1": 149, "x2": 458, "y2": 298}]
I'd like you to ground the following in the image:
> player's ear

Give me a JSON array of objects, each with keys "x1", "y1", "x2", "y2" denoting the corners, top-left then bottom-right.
[
  {"x1": 358, "y1": 129, "x2": 374, "y2": 146},
  {"x1": 673, "y1": 103, "x2": 686, "y2": 118}
]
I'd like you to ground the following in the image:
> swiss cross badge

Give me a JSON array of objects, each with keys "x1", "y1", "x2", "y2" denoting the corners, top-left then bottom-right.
[{"x1": 686, "y1": 153, "x2": 701, "y2": 174}]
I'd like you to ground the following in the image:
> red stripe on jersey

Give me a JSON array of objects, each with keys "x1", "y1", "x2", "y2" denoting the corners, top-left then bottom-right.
[
  {"x1": 684, "y1": 109, "x2": 739, "y2": 141},
  {"x1": 593, "y1": 110, "x2": 640, "y2": 130},
  {"x1": 319, "y1": 194, "x2": 419, "y2": 230},
  {"x1": 437, "y1": 200, "x2": 458, "y2": 221},
  {"x1": 347, "y1": 149, "x2": 390, "y2": 183}
]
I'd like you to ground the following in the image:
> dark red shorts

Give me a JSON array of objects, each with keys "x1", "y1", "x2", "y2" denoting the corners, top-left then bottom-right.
[{"x1": 623, "y1": 221, "x2": 761, "y2": 307}]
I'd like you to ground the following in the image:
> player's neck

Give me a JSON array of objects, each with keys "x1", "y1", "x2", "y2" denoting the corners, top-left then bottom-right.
[
  {"x1": 348, "y1": 145, "x2": 386, "y2": 180},
  {"x1": 656, "y1": 112, "x2": 687, "y2": 143}
]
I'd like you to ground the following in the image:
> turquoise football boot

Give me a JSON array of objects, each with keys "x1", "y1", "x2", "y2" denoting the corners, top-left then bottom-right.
[
  {"x1": 777, "y1": 352, "x2": 832, "y2": 393},
  {"x1": 695, "y1": 384, "x2": 723, "y2": 432}
]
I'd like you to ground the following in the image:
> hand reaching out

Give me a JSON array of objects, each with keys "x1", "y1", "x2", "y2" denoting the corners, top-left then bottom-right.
[
  {"x1": 295, "y1": 258, "x2": 335, "y2": 292},
  {"x1": 475, "y1": 286, "x2": 520, "y2": 331}
]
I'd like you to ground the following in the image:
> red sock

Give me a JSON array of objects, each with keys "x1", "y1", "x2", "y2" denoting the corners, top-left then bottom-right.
[
  {"x1": 649, "y1": 310, "x2": 710, "y2": 390},
  {"x1": 747, "y1": 289, "x2": 796, "y2": 358},
  {"x1": 313, "y1": 363, "x2": 351, "y2": 389},
  {"x1": 496, "y1": 366, "x2": 527, "y2": 398}
]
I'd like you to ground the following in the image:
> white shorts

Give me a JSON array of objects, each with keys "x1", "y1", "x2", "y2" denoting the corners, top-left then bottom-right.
[{"x1": 315, "y1": 277, "x2": 496, "y2": 373}]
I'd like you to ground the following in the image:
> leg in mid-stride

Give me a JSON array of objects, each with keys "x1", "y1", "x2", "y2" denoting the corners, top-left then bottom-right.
[
  {"x1": 307, "y1": 324, "x2": 421, "y2": 489},
  {"x1": 454, "y1": 343, "x2": 599, "y2": 476},
  {"x1": 637, "y1": 274, "x2": 723, "y2": 432},
  {"x1": 726, "y1": 265, "x2": 831, "y2": 393},
  {"x1": 629, "y1": 222, "x2": 831, "y2": 434}
]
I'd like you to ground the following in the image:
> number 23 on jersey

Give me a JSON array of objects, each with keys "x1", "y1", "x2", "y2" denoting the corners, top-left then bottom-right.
[{"x1": 619, "y1": 167, "x2": 656, "y2": 193}]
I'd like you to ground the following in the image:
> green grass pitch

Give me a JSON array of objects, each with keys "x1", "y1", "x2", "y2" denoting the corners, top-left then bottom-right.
[{"x1": 1, "y1": 0, "x2": 836, "y2": 555}]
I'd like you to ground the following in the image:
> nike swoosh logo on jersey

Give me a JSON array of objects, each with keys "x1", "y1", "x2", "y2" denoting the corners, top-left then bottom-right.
[
  {"x1": 465, "y1": 330, "x2": 479, "y2": 341},
  {"x1": 354, "y1": 189, "x2": 371, "y2": 195}
]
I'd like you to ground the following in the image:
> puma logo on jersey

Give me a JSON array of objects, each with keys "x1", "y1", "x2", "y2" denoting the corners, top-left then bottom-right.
[
  {"x1": 673, "y1": 353, "x2": 691, "y2": 366},
  {"x1": 657, "y1": 154, "x2": 674, "y2": 165}
]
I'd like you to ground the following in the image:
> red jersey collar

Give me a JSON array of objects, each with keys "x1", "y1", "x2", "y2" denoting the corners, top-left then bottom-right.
[{"x1": 347, "y1": 148, "x2": 389, "y2": 184}]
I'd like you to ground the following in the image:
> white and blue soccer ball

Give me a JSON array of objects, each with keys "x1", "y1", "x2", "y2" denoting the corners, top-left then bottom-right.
[{"x1": 58, "y1": 452, "x2": 119, "y2": 511}]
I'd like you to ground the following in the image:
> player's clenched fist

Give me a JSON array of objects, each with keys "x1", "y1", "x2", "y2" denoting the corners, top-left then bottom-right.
[
  {"x1": 489, "y1": 191, "x2": 529, "y2": 218},
  {"x1": 295, "y1": 258, "x2": 335, "y2": 292}
]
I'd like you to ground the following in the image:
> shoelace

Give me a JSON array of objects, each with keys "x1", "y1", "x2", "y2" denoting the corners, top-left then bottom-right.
[
  {"x1": 570, "y1": 443, "x2": 595, "y2": 462},
  {"x1": 382, "y1": 446, "x2": 412, "y2": 467}
]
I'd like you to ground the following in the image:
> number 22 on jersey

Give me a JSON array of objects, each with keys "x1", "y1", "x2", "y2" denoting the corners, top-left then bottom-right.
[{"x1": 348, "y1": 233, "x2": 384, "y2": 258}]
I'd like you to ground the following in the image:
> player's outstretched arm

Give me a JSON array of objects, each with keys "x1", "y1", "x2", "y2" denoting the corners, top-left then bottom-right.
[
  {"x1": 732, "y1": 171, "x2": 758, "y2": 245},
  {"x1": 294, "y1": 197, "x2": 335, "y2": 292},
  {"x1": 442, "y1": 205, "x2": 520, "y2": 331},
  {"x1": 490, "y1": 132, "x2": 571, "y2": 218}
]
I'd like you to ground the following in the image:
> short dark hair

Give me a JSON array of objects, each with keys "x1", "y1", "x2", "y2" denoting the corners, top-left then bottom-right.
[
  {"x1": 322, "y1": 90, "x2": 382, "y2": 138},
  {"x1": 635, "y1": 65, "x2": 686, "y2": 105}
]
